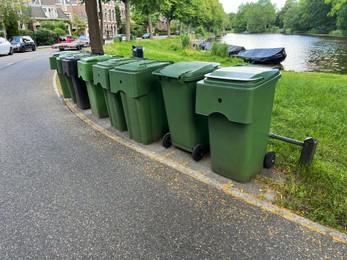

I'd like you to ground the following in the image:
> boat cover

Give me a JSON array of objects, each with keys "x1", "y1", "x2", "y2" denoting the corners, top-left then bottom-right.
[{"x1": 236, "y1": 47, "x2": 286, "y2": 63}]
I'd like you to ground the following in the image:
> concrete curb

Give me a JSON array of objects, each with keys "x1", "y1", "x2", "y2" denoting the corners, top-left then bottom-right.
[{"x1": 53, "y1": 71, "x2": 347, "y2": 245}]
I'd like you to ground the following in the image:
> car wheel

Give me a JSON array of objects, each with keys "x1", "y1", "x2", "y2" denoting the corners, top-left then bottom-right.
[
  {"x1": 32, "y1": 45, "x2": 36, "y2": 51},
  {"x1": 20, "y1": 46, "x2": 26, "y2": 52},
  {"x1": 9, "y1": 47, "x2": 14, "y2": 55}
]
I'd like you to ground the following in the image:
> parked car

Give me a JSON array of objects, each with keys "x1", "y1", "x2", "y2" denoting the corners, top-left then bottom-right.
[
  {"x1": 55, "y1": 40, "x2": 85, "y2": 51},
  {"x1": 0, "y1": 37, "x2": 13, "y2": 55},
  {"x1": 9, "y1": 36, "x2": 36, "y2": 52},
  {"x1": 57, "y1": 35, "x2": 75, "y2": 44},
  {"x1": 76, "y1": 35, "x2": 90, "y2": 46},
  {"x1": 142, "y1": 33, "x2": 151, "y2": 39}
]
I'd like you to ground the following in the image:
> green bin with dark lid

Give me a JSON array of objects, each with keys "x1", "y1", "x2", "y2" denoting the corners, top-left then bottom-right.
[
  {"x1": 93, "y1": 58, "x2": 139, "y2": 130},
  {"x1": 109, "y1": 60, "x2": 171, "y2": 144},
  {"x1": 196, "y1": 66, "x2": 281, "y2": 182},
  {"x1": 77, "y1": 54, "x2": 120, "y2": 118},
  {"x1": 152, "y1": 61, "x2": 219, "y2": 161},
  {"x1": 62, "y1": 53, "x2": 95, "y2": 109}
]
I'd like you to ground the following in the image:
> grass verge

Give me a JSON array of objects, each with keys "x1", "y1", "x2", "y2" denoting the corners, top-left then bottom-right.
[{"x1": 104, "y1": 36, "x2": 347, "y2": 233}]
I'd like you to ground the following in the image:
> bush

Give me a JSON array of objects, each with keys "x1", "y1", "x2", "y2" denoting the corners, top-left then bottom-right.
[
  {"x1": 35, "y1": 28, "x2": 57, "y2": 46},
  {"x1": 181, "y1": 34, "x2": 191, "y2": 49},
  {"x1": 195, "y1": 26, "x2": 205, "y2": 38},
  {"x1": 18, "y1": 29, "x2": 35, "y2": 38},
  {"x1": 210, "y1": 42, "x2": 229, "y2": 58},
  {"x1": 54, "y1": 28, "x2": 66, "y2": 36}
]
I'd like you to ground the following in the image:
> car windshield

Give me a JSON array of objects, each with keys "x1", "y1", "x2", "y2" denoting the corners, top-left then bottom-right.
[{"x1": 10, "y1": 37, "x2": 21, "y2": 43}]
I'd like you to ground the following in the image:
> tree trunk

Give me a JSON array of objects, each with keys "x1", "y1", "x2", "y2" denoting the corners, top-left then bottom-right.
[
  {"x1": 85, "y1": 0, "x2": 104, "y2": 54},
  {"x1": 125, "y1": 0, "x2": 131, "y2": 41},
  {"x1": 98, "y1": 0, "x2": 103, "y2": 41},
  {"x1": 167, "y1": 18, "x2": 171, "y2": 37},
  {"x1": 148, "y1": 13, "x2": 153, "y2": 39}
]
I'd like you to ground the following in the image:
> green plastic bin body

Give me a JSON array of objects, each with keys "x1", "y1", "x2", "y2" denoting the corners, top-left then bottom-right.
[
  {"x1": 93, "y1": 58, "x2": 138, "y2": 130},
  {"x1": 152, "y1": 62, "x2": 219, "y2": 152},
  {"x1": 51, "y1": 51, "x2": 81, "y2": 98},
  {"x1": 109, "y1": 60, "x2": 171, "y2": 144},
  {"x1": 57, "y1": 53, "x2": 80, "y2": 102},
  {"x1": 196, "y1": 66, "x2": 281, "y2": 182},
  {"x1": 78, "y1": 54, "x2": 120, "y2": 118},
  {"x1": 114, "y1": 36, "x2": 122, "y2": 43}
]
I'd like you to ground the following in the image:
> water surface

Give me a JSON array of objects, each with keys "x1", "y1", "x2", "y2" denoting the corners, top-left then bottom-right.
[{"x1": 222, "y1": 33, "x2": 347, "y2": 74}]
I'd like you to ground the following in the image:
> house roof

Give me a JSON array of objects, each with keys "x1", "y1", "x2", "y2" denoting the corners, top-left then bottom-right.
[{"x1": 29, "y1": 5, "x2": 70, "y2": 20}]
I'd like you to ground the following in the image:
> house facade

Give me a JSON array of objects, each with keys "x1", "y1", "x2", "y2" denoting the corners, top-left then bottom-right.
[{"x1": 25, "y1": 0, "x2": 124, "y2": 38}]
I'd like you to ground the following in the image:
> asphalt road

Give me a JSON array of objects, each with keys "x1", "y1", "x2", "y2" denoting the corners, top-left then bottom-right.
[{"x1": 0, "y1": 49, "x2": 346, "y2": 259}]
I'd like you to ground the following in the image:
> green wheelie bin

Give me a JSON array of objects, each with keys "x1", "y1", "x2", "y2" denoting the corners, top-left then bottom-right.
[
  {"x1": 51, "y1": 51, "x2": 81, "y2": 99},
  {"x1": 152, "y1": 62, "x2": 219, "y2": 161},
  {"x1": 109, "y1": 60, "x2": 171, "y2": 144},
  {"x1": 77, "y1": 54, "x2": 120, "y2": 118},
  {"x1": 93, "y1": 57, "x2": 139, "y2": 130},
  {"x1": 195, "y1": 66, "x2": 281, "y2": 182}
]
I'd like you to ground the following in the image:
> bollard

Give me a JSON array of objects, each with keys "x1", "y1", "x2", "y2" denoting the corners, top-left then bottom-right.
[
  {"x1": 269, "y1": 133, "x2": 318, "y2": 165},
  {"x1": 299, "y1": 137, "x2": 318, "y2": 165},
  {"x1": 132, "y1": 45, "x2": 144, "y2": 58}
]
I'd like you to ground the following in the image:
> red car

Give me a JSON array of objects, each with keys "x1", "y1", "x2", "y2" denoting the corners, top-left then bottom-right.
[{"x1": 57, "y1": 35, "x2": 74, "y2": 44}]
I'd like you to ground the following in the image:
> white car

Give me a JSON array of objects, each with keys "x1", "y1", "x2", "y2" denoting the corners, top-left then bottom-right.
[{"x1": 0, "y1": 37, "x2": 13, "y2": 55}]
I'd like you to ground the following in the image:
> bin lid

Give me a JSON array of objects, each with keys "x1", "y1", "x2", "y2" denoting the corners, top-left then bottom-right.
[
  {"x1": 113, "y1": 60, "x2": 170, "y2": 73},
  {"x1": 79, "y1": 54, "x2": 121, "y2": 63},
  {"x1": 204, "y1": 66, "x2": 280, "y2": 87},
  {"x1": 95, "y1": 57, "x2": 136, "y2": 69},
  {"x1": 63, "y1": 53, "x2": 95, "y2": 61},
  {"x1": 153, "y1": 61, "x2": 219, "y2": 82}
]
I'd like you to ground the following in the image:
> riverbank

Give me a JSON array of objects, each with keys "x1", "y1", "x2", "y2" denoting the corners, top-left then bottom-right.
[{"x1": 104, "y1": 36, "x2": 347, "y2": 233}]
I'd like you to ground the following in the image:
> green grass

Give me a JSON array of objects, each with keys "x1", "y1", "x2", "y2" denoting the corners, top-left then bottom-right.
[
  {"x1": 104, "y1": 37, "x2": 347, "y2": 233},
  {"x1": 104, "y1": 36, "x2": 243, "y2": 66}
]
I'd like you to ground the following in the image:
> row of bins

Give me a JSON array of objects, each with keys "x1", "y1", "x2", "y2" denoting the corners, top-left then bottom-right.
[{"x1": 50, "y1": 51, "x2": 281, "y2": 182}]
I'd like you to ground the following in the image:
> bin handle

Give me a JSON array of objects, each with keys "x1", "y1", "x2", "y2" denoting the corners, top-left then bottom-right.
[{"x1": 205, "y1": 73, "x2": 264, "y2": 82}]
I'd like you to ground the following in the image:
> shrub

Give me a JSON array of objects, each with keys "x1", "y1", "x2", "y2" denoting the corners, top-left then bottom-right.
[
  {"x1": 195, "y1": 26, "x2": 205, "y2": 38},
  {"x1": 54, "y1": 27, "x2": 66, "y2": 36},
  {"x1": 210, "y1": 42, "x2": 229, "y2": 58},
  {"x1": 35, "y1": 28, "x2": 57, "y2": 46},
  {"x1": 181, "y1": 34, "x2": 191, "y2": 49},
  {"x1": 18, "y1": 29, "x2": 35, "y2": 39}
]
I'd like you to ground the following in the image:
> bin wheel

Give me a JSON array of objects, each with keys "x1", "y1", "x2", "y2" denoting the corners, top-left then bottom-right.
[
  {"x1": 162, "y1": 133, "x2": 172, "y2": 148},
  {"x1": 264, "y1": 151, "x2": 276, "y2": 169},
  {"x1": 192, "y1": 144, "x2": 208, "y2": 162}
]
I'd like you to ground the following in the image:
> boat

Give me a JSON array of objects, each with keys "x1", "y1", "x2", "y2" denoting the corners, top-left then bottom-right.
[
  {"x1": 227, "y1": 45, "x2": 245, "y2": 56},
  {"x1": 235, "y1": 47, "x2": 287, "y2": 64}
]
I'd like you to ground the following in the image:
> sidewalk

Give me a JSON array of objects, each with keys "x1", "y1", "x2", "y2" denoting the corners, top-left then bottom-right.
[{"x1": 54, "y1": 72, "x2": 347, "y2": 245}]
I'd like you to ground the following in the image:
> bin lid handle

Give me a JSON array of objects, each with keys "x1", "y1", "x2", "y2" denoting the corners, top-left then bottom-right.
[{"x1": 205, "y1": 73, "x2": 264, "y2": 82}]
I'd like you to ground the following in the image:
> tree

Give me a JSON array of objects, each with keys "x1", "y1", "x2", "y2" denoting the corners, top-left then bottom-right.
[
  {"x1": 73, "y1": 14, "x2": 87, "y2": 36},
  {"x1": 119, "y1": 0, "x2": 131, "y2": 41},
  {"x1": 276, "y1": 0, "x2": 296, "y2": 29},
  {"x1": 233, "y1": 3, "x2": 251, "y2": 33},
  {"x1": 162, "y1": 0, "x2": 179, "y2": 36},
  {"x1": 0, "y1": 0, "x2": 28, "y2": 38},
  {"x1": 131, "y1": 0, "x2": 165, "y2": 39},
  {"x1": 115, "y1": 4, "x2": 122, "y2": 33},
  {"x1": 325, "y1": 0, "x2": 347, "y2": 14},
  {"x1": 299, "y1": 0, "x2": 335, "y2": 33}
]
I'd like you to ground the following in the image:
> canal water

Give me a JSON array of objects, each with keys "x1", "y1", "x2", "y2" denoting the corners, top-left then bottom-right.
[{"x1": 222, "y1": 33, "x2": 347, "y2": 74}]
